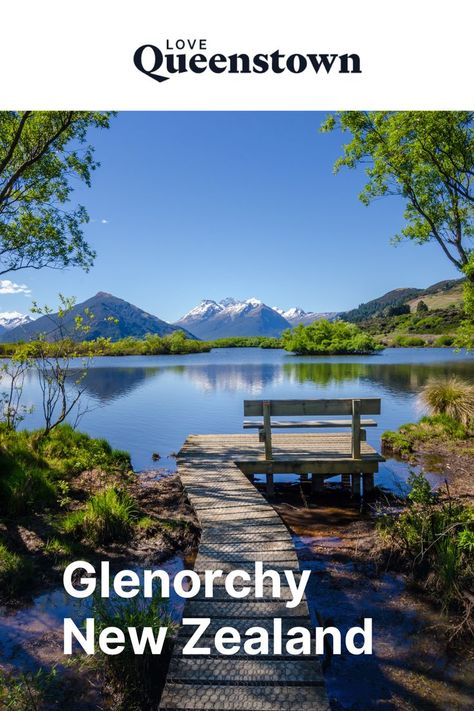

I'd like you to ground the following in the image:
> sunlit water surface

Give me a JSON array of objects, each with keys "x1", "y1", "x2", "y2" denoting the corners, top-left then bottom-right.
[
  {"x1": 13, "y1": 346, "x2": 474, "y2": 490},
  {"x1": 2, "y1": 347, "x2": 474, "y2": 700}
]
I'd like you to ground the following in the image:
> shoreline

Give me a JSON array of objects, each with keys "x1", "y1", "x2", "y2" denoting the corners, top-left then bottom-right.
[{"x1": 0, "y1": 470, "x2": 200, "y2": 610}]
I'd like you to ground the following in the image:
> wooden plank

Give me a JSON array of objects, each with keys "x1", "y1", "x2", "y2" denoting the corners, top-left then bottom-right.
[
  {"x1": 243, "y1": 418, "x2": 377, "y2": 428},
  {"x1": 351, "y1": 399, "x2": 361, "y2": 459},
  {"x1": 236, "y1": 458, "x2": 381, "y2": 474},
  {"x1": 244, "y1": 398, "x2": 381, "y2": 416},
  {"x1": 263, "y1": 400, "x2": 273, "y2": 460},
  {"x1": 160, "y1": 449, "x2": 330, "y2": 711}
]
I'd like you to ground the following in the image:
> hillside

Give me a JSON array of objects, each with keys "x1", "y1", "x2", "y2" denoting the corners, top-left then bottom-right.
[
  {"x1": 1, "y1": 292, "x2": 195, "y2": 343},
  {"x1": 407, "y1": 281, "x2": 464, "y2": 311},
  {"x1": 341, "y1": 279, "x2": 464, "y2": 323}
]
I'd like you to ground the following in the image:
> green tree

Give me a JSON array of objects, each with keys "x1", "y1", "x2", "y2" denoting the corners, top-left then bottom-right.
[
  {"x1": 0, "y1": 111, "x2": 112, "y2": 276},
  {"x1": 321, "y1": 112, "x2": 474, "y2": 313},
  {"x1": 416, "y1": 300, "x2": 429, "y2": 313},
  {"x1": 281, "y1": 319, "x2": 381, "y2": 355}
]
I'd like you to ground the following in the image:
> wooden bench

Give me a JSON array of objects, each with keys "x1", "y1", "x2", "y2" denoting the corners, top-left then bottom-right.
[{"x1": 242, "y1": 398, "x2": 384, "y2": 496}]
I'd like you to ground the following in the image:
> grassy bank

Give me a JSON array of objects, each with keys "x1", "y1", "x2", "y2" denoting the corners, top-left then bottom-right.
[
  {"x1": 382, "y1": 414, "x2": 470, "y2": 457},
  {"x1": 0, "y1": 331, "x2": 211, "y2": 358},
  {"x1": 0, "y1": 424, "x2": 199, "y2": 710},
  {"x1": 0, "y1": 424, "x2": 199, "y2": 604},
  {"x1": 1, "y1": 319, "x2": 472, "y2": 357}
]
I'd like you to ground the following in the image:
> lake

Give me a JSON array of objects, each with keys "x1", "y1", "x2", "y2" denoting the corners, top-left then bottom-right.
[
  {"x1": 3, "y1": 346, "x2": 474, "y2": 708},
  {"x1": 15, "y1": 347, "x2": 474, "y2": 491}
]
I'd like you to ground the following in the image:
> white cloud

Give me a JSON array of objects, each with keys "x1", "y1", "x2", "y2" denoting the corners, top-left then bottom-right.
[
  {"x1": 0, "y1": 279, "x2": 31, "y2": 295},
  {"x1": 101, "y1": 218, "x2": 109, "y2": 224}
]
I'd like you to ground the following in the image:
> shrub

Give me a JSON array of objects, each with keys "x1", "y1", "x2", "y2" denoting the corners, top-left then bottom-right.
[
  {"x1": 0, "y1": 542, "x2": 34, "y2": 598},
  {"x1": 434, "y1": 335, "x2": 454, "y2": 347},
  {"x1": 62, "y1": 487, "x2": 140, "y2": 544},
  {"x1": 281, "y1": 319, "x2": 382, "y2": 355},
  {"x1": 377, "y1": 473, "x2": 474, "y2": 631},
  {"x1": 420, "y1": 377, "x2": 474, "y2": 427},
  {"x1": 93, "y1": 592, "x2": 175, "y2": 710},
  {"x1": 385, "y1": 304, "x2": 411, "y2": 317},
  {"x1": 394, "y1": 335, "x2": 426, "y2": 347}
]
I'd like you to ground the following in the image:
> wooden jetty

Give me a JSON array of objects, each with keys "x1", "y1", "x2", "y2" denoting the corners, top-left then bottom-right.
[
  {"x1": 160, "y1": 399, "x2": 384, "y2": 710},
  {"x1": 159, "y1": 451, "x2": 330, "y2": 710}
]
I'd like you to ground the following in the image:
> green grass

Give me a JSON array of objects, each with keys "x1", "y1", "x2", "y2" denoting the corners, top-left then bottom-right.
[
  {"x1": 0, "y1": 542, "x2": 34, "y2": 598},
  {"x1": 0, "y1": 666, "x2": 75, "y2": 711},
  {"x1": 62, "y1": 487, "x2": 140, "y2": 545},
  {"x1": 420, "y1": 376, "x2": 474, "y2": 427},
  {"x1": 93, "y1": 593, "x2": 175, "y2": 710},
  {"x1": 0, "y1": 425, "x2": 131, "y2": 516},
  {"x1": 394, "y1": 335, "x2": 427, "y2": 347},
  {"x1": 382, "y1": 414, "x2": 469, "y2": 456}
]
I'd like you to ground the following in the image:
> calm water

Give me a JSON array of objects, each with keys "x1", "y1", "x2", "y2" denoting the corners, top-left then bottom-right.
[
  {"x1": 14, "y1": 347, "x2": 474, "y2": 490},
  {"x1": 3, "y1": 347, "x2": 474, "y2": 706}
]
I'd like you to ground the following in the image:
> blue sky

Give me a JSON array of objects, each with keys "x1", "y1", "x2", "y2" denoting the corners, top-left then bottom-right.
[{"x1": 1, "y1": 112, "x2": 460, "y2": 322}]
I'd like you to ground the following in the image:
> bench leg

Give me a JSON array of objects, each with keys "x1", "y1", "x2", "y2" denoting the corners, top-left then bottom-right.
[
  {"x1": 363, "y1": 473, "x2": 374, "y2": 496},
  {"x1": 342, "y1": 474, "x2": 351, "y2": 489},
  {"x1": 266, "y1": 473, "x2": 274, "y2": 497},
  {"x1": 311, "y1": 474, "x2": 324, "y2": 495},
  {"x1": 351, "y1": 473, "x2": 361, "y2": 497}
]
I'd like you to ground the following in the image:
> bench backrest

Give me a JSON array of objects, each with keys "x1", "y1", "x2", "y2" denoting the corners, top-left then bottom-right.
[
  {"x1": 244, "y1": 398, "x2": 381, "y2": 461},
  {"x1": 244, "y1": 398, "x2": 381, "y2": 416}
]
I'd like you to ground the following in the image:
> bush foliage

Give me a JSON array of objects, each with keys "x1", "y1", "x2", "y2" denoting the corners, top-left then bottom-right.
[
  {"x1": 281, "y1": 319, "x2": 382, "y2": 355},
  {"x1": 420, "y1": 377, "x2": 474, "y2": 427},
  {"x1": 377, "y1": 473, "x2": 474, "y2": 634}
]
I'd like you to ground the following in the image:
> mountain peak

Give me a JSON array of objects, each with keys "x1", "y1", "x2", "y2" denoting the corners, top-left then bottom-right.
[
  {"x1": 0, "y1": 311, "x2": 33, "y2": 331},
  {"x1": 1, "y1": 294, "x2": 196, "y2": 343},
  {"x1": 219, "y1": 297, "x2": 239, "y2": 307}
]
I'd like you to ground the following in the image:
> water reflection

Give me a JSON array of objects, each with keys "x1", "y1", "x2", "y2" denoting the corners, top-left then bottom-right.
[
  {"x1": 18, "y1": 359, "x2": 474, "y2": 406},
  {"x1": 283, "y1": 360, "x2": 474, "y2": 394},
  {"x1": 13, "y1": 348, "x2": 474, "y2": 474},
  {"x1": 74, "y1": 356, "x2": 474, "y2": 401},
  {"x1": 82, "y1": 367, "x2": 163, "y2": 403}
]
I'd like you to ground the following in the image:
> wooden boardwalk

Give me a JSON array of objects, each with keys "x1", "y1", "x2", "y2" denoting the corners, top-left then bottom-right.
[{"x1": 159, "y1": 434, "x2": 339, "y2": 710}]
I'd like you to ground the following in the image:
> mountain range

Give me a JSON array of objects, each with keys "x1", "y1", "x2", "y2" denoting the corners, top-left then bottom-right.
[
  {"x1": 173, "y1": 298, "x2": 336, "y2": 339},
  {"x1": 0, "y1": 311, "x2": 33, "y2": 335},
  {"x1": 0, "y1": 278, "x2": 463, "y2": 343},
  {"x1": 0, "y1": 292, "x2": 194, "y2": 343},
  {"x1": 273, "y1": 306, "x2": 338, "y2": 326}
]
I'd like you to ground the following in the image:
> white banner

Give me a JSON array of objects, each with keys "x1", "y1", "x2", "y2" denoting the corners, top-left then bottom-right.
[{"x1": 1, "y1": 0, "x2": 473, "y2": 109}]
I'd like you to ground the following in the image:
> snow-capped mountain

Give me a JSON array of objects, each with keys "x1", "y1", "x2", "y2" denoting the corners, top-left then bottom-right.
[
  {"x1": 273, "y1": 306, "x2": 338, "y2": 326},
  {"x1": 175, "y1": 298, "x2": 291, "y2": 339},
  {"x1": 0, "y1": 311, "x2": 33, "y2": 334},
  {"x1": 1, "y1": 293, "x2": 195, "y2": 343}
]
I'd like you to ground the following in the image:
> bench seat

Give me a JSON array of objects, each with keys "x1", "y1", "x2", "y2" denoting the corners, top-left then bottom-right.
[{"x1": 243, "y1": 419, "x2": 377, "y2": 429}]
